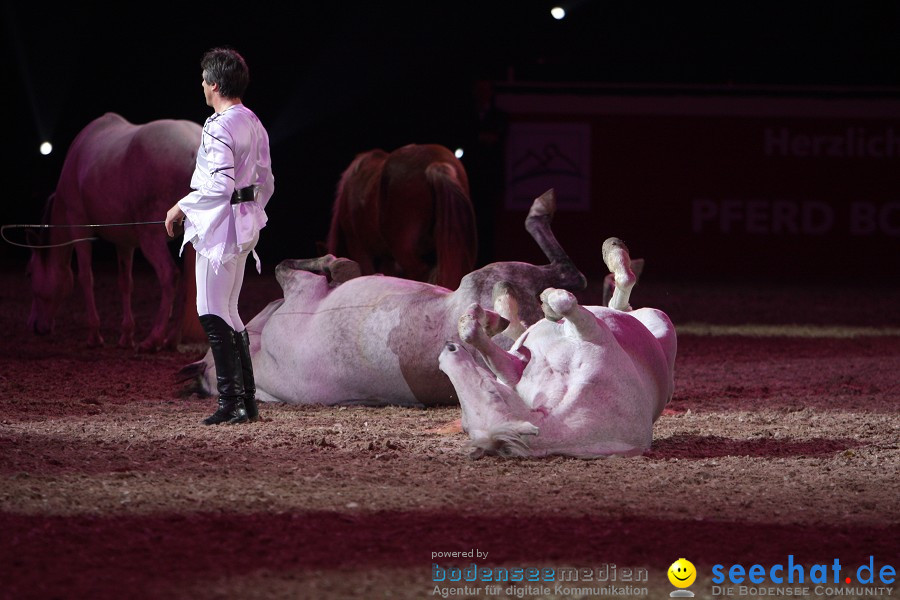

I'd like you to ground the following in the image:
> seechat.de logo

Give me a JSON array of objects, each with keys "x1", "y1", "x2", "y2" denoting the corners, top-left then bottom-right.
[{"x1": 711, "y1": 555, "x2": 896, "y2": 586}]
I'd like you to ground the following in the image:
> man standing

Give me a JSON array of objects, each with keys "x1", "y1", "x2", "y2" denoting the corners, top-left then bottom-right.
[{"x1": 165, "y1": 47, "x2": 274, "y2": 425}]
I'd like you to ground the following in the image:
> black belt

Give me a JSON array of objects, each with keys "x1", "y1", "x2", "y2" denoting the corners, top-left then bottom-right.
[{"x1": 230, "y1": 186, "x2": 256, "y2": 204}]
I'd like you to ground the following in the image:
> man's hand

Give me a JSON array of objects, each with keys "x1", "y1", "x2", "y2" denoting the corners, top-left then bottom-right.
[{"x1": 165, "y1": 204, "x2": 185, "y2": 238}]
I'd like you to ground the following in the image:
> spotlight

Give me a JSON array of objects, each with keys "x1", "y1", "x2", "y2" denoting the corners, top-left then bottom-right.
[
  {"x1": 40, "y1": 142, "x2": 53, "y2": 155},
  {"x1": 550, "y1": 6, "x2": 566, "y2": 20},
  {"x1": 454, "y1": 147, "x2": 464, "y2": 159}
]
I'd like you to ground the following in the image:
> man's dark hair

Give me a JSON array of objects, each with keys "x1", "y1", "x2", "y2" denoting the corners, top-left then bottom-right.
[{"x1": 201, "y1": 47, "x2": 250, "y2": 99}]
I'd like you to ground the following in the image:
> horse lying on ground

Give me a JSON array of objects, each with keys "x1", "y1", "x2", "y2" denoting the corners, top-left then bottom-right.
[
  {"x1": 28, "y1": 112, "x2": 200, "y2": 350},
  {"x1": 182, "y1": 189, "x2": 585, "y2": 406},
  {"x1": 439, "y1": 238, "x2": 676, "y2": 459},
  {"x1": 326, "y1": 143, "x2": 477, "y2": 290}
]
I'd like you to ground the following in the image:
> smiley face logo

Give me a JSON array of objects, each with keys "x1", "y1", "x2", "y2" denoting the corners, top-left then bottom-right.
[{"x1": 668, "y1": 558, "x2": 697, "y2": 588}]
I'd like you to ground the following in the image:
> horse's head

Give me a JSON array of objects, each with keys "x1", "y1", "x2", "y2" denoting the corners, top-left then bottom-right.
[{"x1": 26, "y1": 200, "x2": 74, "y2": 335}]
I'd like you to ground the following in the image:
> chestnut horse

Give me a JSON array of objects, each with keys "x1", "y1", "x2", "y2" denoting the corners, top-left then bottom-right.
[{"x1": 326, "y1": 143, "x2": 477, "y2": 290}]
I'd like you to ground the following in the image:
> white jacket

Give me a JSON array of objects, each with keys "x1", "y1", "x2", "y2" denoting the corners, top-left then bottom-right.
[{"x1": 178, "y1": 104, "x2": 274, "y2": 272}]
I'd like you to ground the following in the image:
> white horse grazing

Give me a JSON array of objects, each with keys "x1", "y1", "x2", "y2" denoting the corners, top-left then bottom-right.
[
  {"x1": 438, "y1": 238, "x2": 677, "y2": 459},
  {"x1": 181, "y1": 189, "x2": 587, "y2": 406},
  {"x1": 28, "y1": 112, "x2": 201, "y2": 350}
]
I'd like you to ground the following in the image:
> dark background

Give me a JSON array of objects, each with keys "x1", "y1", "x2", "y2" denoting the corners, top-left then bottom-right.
[{"x1": 5, "y1": 1, "x2": 900, "y2": 271}]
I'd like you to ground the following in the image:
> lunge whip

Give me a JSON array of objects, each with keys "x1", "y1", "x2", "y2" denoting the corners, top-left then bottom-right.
[{"x1": 1, "y1": 220, "x2": 168, "y2": 249}]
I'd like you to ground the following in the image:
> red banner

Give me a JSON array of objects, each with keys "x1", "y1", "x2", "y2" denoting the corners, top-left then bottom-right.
[{"x1": 492, "y1": 89, "x2": 900, "y2": 282}]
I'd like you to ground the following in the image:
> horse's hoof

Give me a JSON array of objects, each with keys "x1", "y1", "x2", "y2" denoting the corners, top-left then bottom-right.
[
  {"x1": 527, "y1": 189, "x2": 556, "y2": 219},
  {"x1": 86, "y1": 334, "x2": 105, "y2": 348},
  {"x1": 163, "y1": 331, "x2": 183, "y2": 350},
  {"x1": 117, "y1": 336, "x2": 135, "y2": 349},
  {"x1": 328, "y1": 258, "x2": 361, "y2": 284},
  {"x1": 544, "y1": 288, "x2": 576, "y2": 316},
  {"x1": 137, "y1": 339, "x2": 162, "y2": 353}
]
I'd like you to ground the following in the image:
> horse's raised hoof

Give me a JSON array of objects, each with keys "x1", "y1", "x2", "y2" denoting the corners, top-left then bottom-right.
[
  {"x1": 527, "y1": 189, "x2": 556, "y2": 219},
  {"x1": 328, "y1": 258, "x2": 361, "y2": 285},
  {"x1": 540, "y1": 288, "x2": 577, "y2": 320},
  {"x1": 458, "y1": 304, "x2": 486, "y2": 345}
]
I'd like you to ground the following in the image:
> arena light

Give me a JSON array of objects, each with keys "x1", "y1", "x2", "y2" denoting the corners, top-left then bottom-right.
[
  {"x1": 454, "y1": 147, "x2": 464, "y2": 159},
  {"x1": 39, "y1": 141, "x2": 52, "y2": 155},
  {"x1": 550, "y1": 6, "x2": 566, "y2": 20}
]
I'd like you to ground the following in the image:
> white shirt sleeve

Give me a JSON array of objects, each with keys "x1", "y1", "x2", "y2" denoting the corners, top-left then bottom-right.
[{"x1": 178, "y1": 117, "x2": 237, "y2": 251}]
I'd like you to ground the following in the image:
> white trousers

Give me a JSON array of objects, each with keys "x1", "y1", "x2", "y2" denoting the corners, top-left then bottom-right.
[{"x1": 195, "y1": 233, "x2": 258, "y2": 331}]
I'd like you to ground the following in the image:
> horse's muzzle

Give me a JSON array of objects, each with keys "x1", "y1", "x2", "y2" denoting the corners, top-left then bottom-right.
[{"x1": 27, "y1": 302, "x2": 54, "y2": 335}]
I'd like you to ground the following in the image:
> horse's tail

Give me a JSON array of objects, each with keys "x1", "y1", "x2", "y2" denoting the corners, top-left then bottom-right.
[
  {"x1": 327, "y1": 149, "x2": 388, "y2": 259},
  {"x1": 426, "y1": 161, "x2": 477, "y2": 290},
  {"x1": 326, "y1": 156, "x2": 361, "y2": 258}
]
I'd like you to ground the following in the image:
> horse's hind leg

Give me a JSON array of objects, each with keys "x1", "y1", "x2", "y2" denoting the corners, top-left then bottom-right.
[
  {"x1": 602, "y1": 258, "x2": 644, "y2": 308},
  {"x1": 524, "y1": 190, "x2": 586, "y2": 291},
  {"x1": 278, "y1": 256, "x2": 361, "y2": 285},
  {"x1": 459, "y1": 303, "x2": 524, "y2": 387},
  {"x1": 602, "y1": 237, "x2": 636, "y2": 311},
  {"x1": 137, "y1": 231, "x2": 178, "y2": 351},
  {"x1": 74, "y1": 241, "x2": 104, "y2": 347},
  {"x1": 492, "y1": 281, "x2": 527, "y2": 341},
  {"x1": 116, "y1": 245, "x2": 136, "y2": 348}
]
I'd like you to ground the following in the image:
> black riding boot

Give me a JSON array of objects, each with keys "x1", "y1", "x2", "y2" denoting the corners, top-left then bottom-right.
[
  {"x1": 199, "y1": 314, "x2": 248, "y2": 425},
  {"x1": 235, "y1": 328, "x2": 259, "y2": 422}
]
